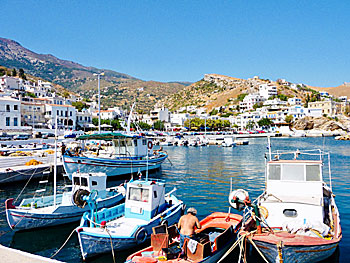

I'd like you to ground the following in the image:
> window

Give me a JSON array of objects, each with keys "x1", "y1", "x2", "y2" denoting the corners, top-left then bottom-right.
[
  {"x1": 134, "y1": 140, "x2": 138, "y2": 146},
  {"x1": 6, "y1": 117, "x2": 10, "y2": 126},
  {"x1": 92, "y1": 181, "x2": 98, "y2": 186},
  {"x1": 73, "y1": 177, "x2": 80, "y2": 185},
  {"x1": 282, "y1": 164, "x2": 304, "y2": 181},
  {"x1": 14, "y1": 118, "x2": 18, "y2": 126},
  {"x1": 6, "y1": 105, "x2": 10, "y2": 112},
  {"x1": 128, "y1": 187, "x2": 149, "y2": 202},
  {"x1": 268, "y1": 164, "x2": 281, "y2": 180},
  {"x1": 14, "y1": 105, "x2": 18, "y2": 111},
  {"x1": 283, "y1": 209, "x2": 298, "y2": 218},
  {"x1": 142, "y1": 139, "x2": 147, "y2": 145},
  {"x1": 81, "y1": 177, "x2": 88, "y2": 187},
  {"x1": 154, "y1": 191, "x2": 158, "y2": 198},
  {"x1": 306, "y1": 165, "x2": 321, "y2": 181},
  {"x1": 70, "y1": 111, "x2": 72, "y2": 116}
]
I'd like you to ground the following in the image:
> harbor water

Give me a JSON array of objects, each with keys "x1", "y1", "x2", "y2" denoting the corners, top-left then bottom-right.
[{"x1": 0, "y1": 137, "x2": 349, "y2": 262}]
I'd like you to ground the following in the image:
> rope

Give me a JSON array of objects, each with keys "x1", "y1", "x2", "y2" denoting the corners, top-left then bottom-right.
[
  {"x1": 50, "y1": 228, "x2": 76, "y2": 259},
  {"x1": 105, "y1": 228, "x2": 116, "y2": 263},
  {"x1": 14, "y1": 167, "x2": 40, "y2": 203},
  {"x1": 248, "y1": 236, "x2": 269, "y2": 263}
]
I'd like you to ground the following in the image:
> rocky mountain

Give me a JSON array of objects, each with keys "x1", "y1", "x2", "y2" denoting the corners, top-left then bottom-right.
[
  {"x1": 0, "y1": 37, "x2": 187, "y2": 111},
  {"x1": 293, "y1": 116, "x2": 350, "y2": 132}
]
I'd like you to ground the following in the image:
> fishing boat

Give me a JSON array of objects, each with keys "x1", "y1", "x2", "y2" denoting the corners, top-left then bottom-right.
[
  {"x1": 221, "y1": 137, "x2": 236, "y2": 147},
  {"x1": 125, "y1": 212, "x2": 242, "y2": 263},
  {"x1": 76, "y1": 177, "x2": 185, "y2": 260},
  {"x1": 62, "y1": 132, "x2": 167, "y2": 178},
  {"x1": 5, "y1": 171, "x2": 125, "y2": 231},
  {"x1": 230, "y1": 147, "x2": 342, "y2": 263}
]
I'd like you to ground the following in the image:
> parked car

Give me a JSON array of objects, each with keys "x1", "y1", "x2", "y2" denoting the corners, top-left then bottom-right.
[
  {"x1": 0, "y1": 134, "x2": 13, "y2": 141},
  {"x1": 13, "y1": 134, "x2": 30, "y2": 140}
]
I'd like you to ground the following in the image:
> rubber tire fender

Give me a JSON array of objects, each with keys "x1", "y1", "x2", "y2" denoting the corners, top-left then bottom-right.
[{"x1": 135, "y1": 227, "x2": 148, "y2": 244}]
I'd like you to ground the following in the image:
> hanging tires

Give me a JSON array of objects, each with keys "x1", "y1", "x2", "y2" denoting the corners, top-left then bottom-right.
[{"x1": 135, "y1": 227, "x2": 147, "y2": 244}]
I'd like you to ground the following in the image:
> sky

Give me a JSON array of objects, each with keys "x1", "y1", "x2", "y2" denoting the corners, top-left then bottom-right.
[{"x1": 1, "y1": 0, "x2": 349, "y2": 87}]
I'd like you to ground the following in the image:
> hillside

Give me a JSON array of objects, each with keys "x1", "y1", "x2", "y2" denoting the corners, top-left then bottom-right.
[
  {"x1": 0, "y1": 37, "x2": 187, "y2": 111},
  {"x1": 309, "y1": 84, "x2": 350, "y2": 98},
  {"x1": 162, "y1": 74, "x2": 316, "y2": 112}
]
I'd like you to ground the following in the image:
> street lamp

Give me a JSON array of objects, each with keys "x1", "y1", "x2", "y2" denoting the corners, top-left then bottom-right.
[{"x1": 93, "y1": 72, "x2": 104, "y2": 134}]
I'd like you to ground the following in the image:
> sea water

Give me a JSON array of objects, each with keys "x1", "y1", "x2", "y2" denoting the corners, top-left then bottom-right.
[{"x1": 0, "y1": 137, "x2": 348, "y2": 262}]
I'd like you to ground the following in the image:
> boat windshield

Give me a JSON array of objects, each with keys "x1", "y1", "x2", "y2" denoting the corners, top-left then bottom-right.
[
  {"x1": 128, "y1": 187, "x2": 149, "y2": 203},
  {"x1": 268, "y1": 163, "x2": 321, "y2": 182}
]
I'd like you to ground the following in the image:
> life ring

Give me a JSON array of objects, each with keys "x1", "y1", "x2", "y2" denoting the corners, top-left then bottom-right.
[
  {"x1": 259, "y1": 206, "x2": 269, "y2": 219},
  {"x1": 135, "y1": 227, "x2": 148, "y2": 244},
  {"x1": 147, "y1": 141, "x2": 153, "y2": 149},
  {"x1": 228, "y1": 189, "x2": 249, "y2": 211}
]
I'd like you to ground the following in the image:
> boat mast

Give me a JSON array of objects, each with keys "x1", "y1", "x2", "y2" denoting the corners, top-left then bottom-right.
[
  {"x1": 54, "y1": 116, "x2": 58, "y2": 209},
  {"x1": 127, "y1": 103, "x2": 136, "y2": 135}
]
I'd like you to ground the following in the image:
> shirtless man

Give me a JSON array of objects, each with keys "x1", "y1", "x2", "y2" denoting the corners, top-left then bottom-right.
[{"x1": 177, "y1": 207, "x2": 201, "y2": 248}]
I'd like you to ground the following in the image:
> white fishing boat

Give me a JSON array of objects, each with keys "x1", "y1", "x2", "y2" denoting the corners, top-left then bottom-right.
[
  {"x1": 5, "y1": 172, "x2": 125, "y2": 231},
  {"x1": 76, "y1": 178, "x2": 184, "y2": 260},
  {"x1": 230, "y1": 145, "x2": 342, "y2": 263},
  {"x1": 221, "y1": 137, "x2": 236, "y2": 147}
]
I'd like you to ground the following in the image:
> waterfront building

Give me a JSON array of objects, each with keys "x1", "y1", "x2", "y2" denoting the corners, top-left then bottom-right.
[
  {"x1": 0, "y1": 96, "x2": 21, "y2": 130},
  {"x1": 76, "y1": 108, "x2": 93, "y2": 129},
  {"x1": 21, "y1": 101, "x2": 46, "y2": 128},
  {"x1": 150, "y1": 106, "x2": 170, "y2": 122},
  {"x1": 170, "y1": 113, "x2": 190, "y2": 126},
  {"x1": 308, "y1": 100, "x2": 340, "y2": 116},
  {"x1": 45, "y1": 104, "x2": 76, "y2": 129}
]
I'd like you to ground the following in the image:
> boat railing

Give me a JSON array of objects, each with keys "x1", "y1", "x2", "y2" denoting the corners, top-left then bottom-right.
[{"x1": 85, "y1": 203, "x2": 125, "y2": 226}]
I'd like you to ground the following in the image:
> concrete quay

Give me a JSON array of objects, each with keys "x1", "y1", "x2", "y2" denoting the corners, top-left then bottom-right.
[{"x1": 0, "y1": 244, "x2": 63, "y2": 263}]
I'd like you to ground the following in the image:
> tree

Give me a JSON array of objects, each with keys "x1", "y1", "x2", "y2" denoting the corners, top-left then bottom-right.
[
  {"x1": 12, "y1": 68, "x2": 17, "y2": 77},
  {"x1": 209, "y1": 109, "x2": 218, "y2": 116},
  {"x1": 246, "y1": 120, "x2": 255, "y2": 130},
  {"x1": 72, "y1": 101, "x2": 89, "y2": 111},
  {"x1": 153, "y1": 120, "x2": 165, "y2": 130},
  {"x1": 285, "y1": 115, "x2": 293, "y2": 124},
  {"x1": 63, "y1": 91, "x2": 70, "y2": 98},
  {"x1": 19, "y1": 68, "x2": 26, "y2": 80},
  {"x1": 258, "y1": 118, "x2": 273, "y2": 127},
  {"x1": 137, "y1": 121, "x2": 151, "y2": 130},
  {"x1": 0, "y1": 68, "x2": 5, "y2": 76},
  {"x1": 237, "y1": 93, "x2": 248, "y2": 101}
]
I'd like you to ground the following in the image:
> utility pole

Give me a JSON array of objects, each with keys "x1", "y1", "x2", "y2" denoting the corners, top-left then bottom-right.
[{"x1": 93, "y1": 72, "x2": 104, "y2": 134}]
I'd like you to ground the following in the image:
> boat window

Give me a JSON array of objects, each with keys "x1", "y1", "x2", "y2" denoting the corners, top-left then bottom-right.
[
  {"x1": 154, "y1": 191, "x2": 157, "y2": 199},
  {"x1": 113, "y1": 139, "x2": 120, "y2": 147},
  {"x1": 73, "y1": 177, "x2": 80, "y2": 185},
  {"x1": 143, "y1": 139, "x2": 147, "y2": 145},
  {"x1": 120, "y1": 140, "x2": 126, "y2": 147},
  {"x1": 81, "y1": 177, "x2": 88, "y2": 187},
  {"x1": 306, "y1": 165, "x2": 321, "y2": 181},
  {"x1": 282, "y1": 164, "x2": 304, "y2": 181},
  {"x1": 92, "y1": 180, "x2": 98, "y2": 186},
  {"x1": 268, "y1": 164, "x2": 281, "y2": 180},
  {"x1": 134, "y1": 140, "x2": 138, "y2": 146},
  {"x1": 283, "y1": 209, "x2": 298, "y2": 218},
  {"x1": 128, "y1": 187, "x2": 150, "y2": 203},
  {"x1": 126, "y1": 139, "x2": 132, "y2": 146}
]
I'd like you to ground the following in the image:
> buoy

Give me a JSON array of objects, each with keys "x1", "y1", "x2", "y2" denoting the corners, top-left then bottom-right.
[
  {"x1": 147, "y1": 141, "x2": 153, "y2": 149},
  {"x1": 228, "y1": 189, "x2": 249, "y2": 211}
]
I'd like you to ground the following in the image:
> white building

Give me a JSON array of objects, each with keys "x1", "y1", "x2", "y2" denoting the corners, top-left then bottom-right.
[
  {"x1": 239, "y1": 94, "x2": 265, "y2": 111},
  {"x1": 21, "y1": 102, "x2": 46, "y2": 128},
  {"x1": 76, "y1": 109, "x2": 93, "y2": 129},
  {"x1": 0, "y1": 96, "x2": 21, "y2": 129},
  {"x1": 288, "y1": 97, "x2": 302, "y2": 105},
  {"x1": 170, "y1": 113, "x2": 190, "y2": 126},
  {"x1": 45, "y1": 104, "x2": 76, "y2": 129},
  {"x1": 150, "y1": 107, "x2": 170, "y2": 123},
  {"x1": 264, "y1": 98, "x2": 288, "y2": 107},
  {"x1": 259, "y1": 84, "x2": 277, "y2": 99}
]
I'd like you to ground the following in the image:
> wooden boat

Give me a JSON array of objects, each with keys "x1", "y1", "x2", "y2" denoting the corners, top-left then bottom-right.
[
  {"x1": 230, "y1": 148, "x2": 342, "y2": 263},
  {"x1": 62, "y1": 132, "x2": 167, "y2": 178},
  {"x1": 125, "y1": 212, "x2": 243, "y2": 263},
  {"x1": 5, "y1": 172, "x2": 125, "y2": 231},
  {"x1": 76, "y1": 178, "x2": 184, "y2": 260}
]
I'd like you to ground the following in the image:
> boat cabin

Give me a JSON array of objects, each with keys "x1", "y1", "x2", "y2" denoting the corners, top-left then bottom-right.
[
  {"x1": 125, "y1": 180, "x2": 166, "y2": 221},
  {"x1": 71, "y1": 172, "x2": 108, "y2": 197},
  {"x1": 262, "y1": 160, "x2": 324, "y2": 227},
  {"x1": 112, "y1": 137, "x2": 150, "y2": 157}
]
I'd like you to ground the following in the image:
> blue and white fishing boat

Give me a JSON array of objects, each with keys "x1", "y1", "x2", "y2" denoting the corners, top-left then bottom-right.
[
  {"x1": 62, "y1": 132, "x2": 167, "y2": 178},
  {"x1": 5, "y1": 172, "x2": 125, "y2": 231},
  {"x1": 76, "y1": 178, "x2": 184, "y2": 260}
]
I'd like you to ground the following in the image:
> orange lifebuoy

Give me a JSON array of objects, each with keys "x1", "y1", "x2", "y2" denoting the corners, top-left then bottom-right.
[{"x1": 147, "y1": 141, "x2": 153, "y2": 149}]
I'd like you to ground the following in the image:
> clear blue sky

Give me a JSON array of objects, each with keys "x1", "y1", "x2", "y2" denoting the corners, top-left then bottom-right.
[{"x1": 1, "y1": 0, "x2": 349, "y2": 86}]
